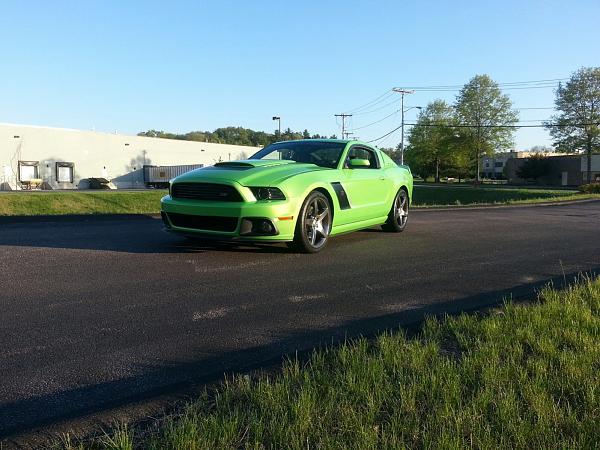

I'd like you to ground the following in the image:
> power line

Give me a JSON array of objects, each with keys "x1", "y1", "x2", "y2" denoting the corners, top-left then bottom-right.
[
  {"x1": 403, "y1": 122, "x2": 600, "y2": 128},
  {"x1": 352, "y1": 109, "x2": 400, "y2": 130},
  {"x1": 351, "y1": 98, "x2": 401, "y2": 116},
  {"x1": 410, "y1": 85, "x2": 561, "y2": 92},
  {"x1": 366, "y1": 125, "x2": 402, "y2": 143},
  {"x1": 366, "y1": 121, "x2": 599, "y2": 143},
  {"x1": 354, "y1": 106, "x2": 553, "y2": 132},
  {"x1": 400, "y1": 78, "x2": 568, "y2": 90},
  {"x1": 345, "y1": 79, "x2": 563, "y2": 121},
  {"x1": 344, "y1": 89, "x2": 394, "y2": 114},
  {"x1": 515, "y1": 107, "x2": 554, "y2": 110}
]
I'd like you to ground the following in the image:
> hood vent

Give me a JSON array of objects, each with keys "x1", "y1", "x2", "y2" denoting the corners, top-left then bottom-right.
[{"x1": 214, "y1": 162, "x2": 255, "y2": 168}]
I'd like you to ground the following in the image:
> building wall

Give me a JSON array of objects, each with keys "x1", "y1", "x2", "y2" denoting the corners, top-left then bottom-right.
[
  {"x1": 505, "y1": 155, "x2": 584, "y2": 186},
  {"x1": 481, "y1": 151, "x2": 565, "y2": 179},
  {"x1": 0, "y1": 123, "x2": 260, "y2": 190},
  {"x1": 580, "y1": 155, "x2": 600, "y2": 182}
]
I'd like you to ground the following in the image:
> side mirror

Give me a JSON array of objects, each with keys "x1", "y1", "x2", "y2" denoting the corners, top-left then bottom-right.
[{"x1": 348, "y1": 158, "x2": 370, "y2": 168}]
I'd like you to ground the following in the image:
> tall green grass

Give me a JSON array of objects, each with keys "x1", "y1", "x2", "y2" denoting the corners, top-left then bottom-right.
[{"x1": 65, "y1": 277, "x2": 600, "y2": 449}]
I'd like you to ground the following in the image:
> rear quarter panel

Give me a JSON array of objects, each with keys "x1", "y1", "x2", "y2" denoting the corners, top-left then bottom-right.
[{"x1": 380, "y1": 150, "x2": 413, "y2": 205}]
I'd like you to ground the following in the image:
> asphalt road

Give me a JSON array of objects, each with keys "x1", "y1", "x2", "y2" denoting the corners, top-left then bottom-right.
[{"x1": 1, "y1": 202, "x2": 599, "y2": 441}]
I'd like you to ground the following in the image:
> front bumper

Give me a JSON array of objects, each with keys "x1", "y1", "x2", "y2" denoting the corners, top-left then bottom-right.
[{"x1": 160, "y1": 195, "x2": 297, "y2": 241}]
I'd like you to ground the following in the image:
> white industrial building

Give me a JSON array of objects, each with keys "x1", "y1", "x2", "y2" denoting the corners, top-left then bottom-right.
[{"x1": 0, "y1": 123, "x2": 260, "y2": 190}]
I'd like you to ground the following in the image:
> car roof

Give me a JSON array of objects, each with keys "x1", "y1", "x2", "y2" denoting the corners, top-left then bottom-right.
[{"x1": 271, "y1": 139, "x2": 376, "y2": 148}]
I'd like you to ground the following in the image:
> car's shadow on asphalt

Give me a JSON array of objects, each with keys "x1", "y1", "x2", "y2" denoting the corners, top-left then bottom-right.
[
  {"x1": 2, "y1": 267, "x2": 598, "y2": 441},
  {"x1": 0, "y1": 216, "x2": 387, "y2": 255},
  {"x1": 0, "y1": 216, "x2": 290, "y2": 254}
]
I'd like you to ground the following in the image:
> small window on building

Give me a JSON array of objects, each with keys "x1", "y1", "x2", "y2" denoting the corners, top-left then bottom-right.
[
  {"x1": 495, "y1": 162, "x2": 504, "y2": 168},
  {"x1": 485, "y1": 162, "x2": 490, "y2": 168},
  {"x1": 56, "y1": 162, "x2": 75, "y2": 183},
  {"x1": 18, "y1": 161, "x2": 39, "y2": 181}
]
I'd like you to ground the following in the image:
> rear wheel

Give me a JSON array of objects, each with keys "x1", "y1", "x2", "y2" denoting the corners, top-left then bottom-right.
[
  {"x1": 382, "y1": 188, "x2": 409, "y2": 232},
  {"x1": 289, "y1": 191, "x2": 332, "y2": 253}
]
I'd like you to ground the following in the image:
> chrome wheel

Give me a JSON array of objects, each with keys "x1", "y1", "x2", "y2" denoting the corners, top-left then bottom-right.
[
  {"x1": 291, "y1": 191, "x2": 333, "y2": 253},
  {"x1": 303, "y1": 196, "x2": 331, "y2": 249},
  {"x1": 382, "y1": 188, "x2": 409, "y2": 232},
  {"x1": 394, "y1": 189, "x2": 409, "y2": 228}
]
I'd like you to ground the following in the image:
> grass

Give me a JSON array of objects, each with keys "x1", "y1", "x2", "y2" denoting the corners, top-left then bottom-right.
[
  {"x1": 0, "y1": 185, "x2": 599, "y2": 216},
  {"x1": 0, "y1": 191, "x2": 165, "y2": 216},
  {"x1": 412, "y1": 185, "x2": 600, "y2": 207},
  {"x1": 63, "y1": 277, "x2": 600, "y2": 449}
]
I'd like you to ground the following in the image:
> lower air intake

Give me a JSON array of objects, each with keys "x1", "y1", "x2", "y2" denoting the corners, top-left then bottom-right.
[{"x1": 167, "y1": 213, "x2": 238, "y2": 232}]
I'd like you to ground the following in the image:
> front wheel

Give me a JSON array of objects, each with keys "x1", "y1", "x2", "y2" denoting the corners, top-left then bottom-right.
[
  {"x1": 382, "y1": 188, "x2": 409, "y2": 232},
  {"x1": 289, "y1": 191, "x2": 332, "y2": 253}
]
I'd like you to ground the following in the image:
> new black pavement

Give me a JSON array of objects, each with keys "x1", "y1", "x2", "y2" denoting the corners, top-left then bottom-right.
[{"x1": 1, "y1": 202, "x2": 599, "y2": 441}]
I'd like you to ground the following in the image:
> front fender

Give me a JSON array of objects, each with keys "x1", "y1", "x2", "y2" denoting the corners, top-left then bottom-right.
[{"x1": 280, "y1": 176, "x2": 341, "y2": 221}]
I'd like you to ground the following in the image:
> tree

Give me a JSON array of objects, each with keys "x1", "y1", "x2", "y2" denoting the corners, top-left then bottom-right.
[
  {"x1": 137, "y1": 126, "x2": 328, "y2": 147},
  {"x1": 516, "y1": 154, "x2": 551, "y2": 182},
  {"x1": 529, "y1": 145, "x2": 554, "y2": 153},
  {"x1": 454, "y1": 74, "x2": 519, "y2": 182},
  {"x1": 545, "y1": 67, "x2": 600, "y2": 183},
  {"x1": 443, "y1": 132, "x2": 475, "y2": 182},
  {"x1": 380, "y1": 147, "x2": 402, "y2": 163},
  {"x1": 405, "y1": 100, "x2": 455, "y2": 182}
]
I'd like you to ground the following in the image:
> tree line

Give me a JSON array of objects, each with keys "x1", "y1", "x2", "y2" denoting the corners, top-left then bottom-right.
[
  {"x1": 402, "y1": 68, "x2": 600, "y2": 183},
  {"x1": 138, "y1": 127, "x2": 337, "y2": 148},
  {"x1": 139, "y1": 67, "x2": 599, "y2": 183}
]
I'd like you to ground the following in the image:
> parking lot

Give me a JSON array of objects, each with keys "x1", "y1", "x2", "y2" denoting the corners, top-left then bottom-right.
[{"x1": 1, "y1": 202, "x2": 599, "y2": 440}]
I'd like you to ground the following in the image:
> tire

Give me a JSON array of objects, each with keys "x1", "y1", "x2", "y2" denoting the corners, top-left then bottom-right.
[
  {"x1": 289, "y1": 191, "x2": 332, "y2": 253},
  {"x1": 382, "y1": 188, "x2": 409, "y2": 232}
]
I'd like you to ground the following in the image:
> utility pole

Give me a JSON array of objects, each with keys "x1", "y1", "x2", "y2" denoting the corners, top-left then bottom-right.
[
  {"x1": 334, "y1": 113, "x2": 352, "y2": 140},
  {"x1": 392, "y1": 88, "x2": 414, "y2": 164}
]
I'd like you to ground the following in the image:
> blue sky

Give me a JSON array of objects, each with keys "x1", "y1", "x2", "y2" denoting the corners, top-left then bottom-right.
[{"x1": 1, "y1": 0, "x2": 599, "y2": 149}]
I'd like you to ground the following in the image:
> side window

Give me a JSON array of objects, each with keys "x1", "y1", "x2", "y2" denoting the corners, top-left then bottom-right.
[{"x1": 346, "y1": 146, "x2": 379, "y2": 169}]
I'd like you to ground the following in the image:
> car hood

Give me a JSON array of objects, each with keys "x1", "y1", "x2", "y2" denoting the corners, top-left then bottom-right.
[{"x1": 172, "y1": 160, "x2": 330, "y2": 186}]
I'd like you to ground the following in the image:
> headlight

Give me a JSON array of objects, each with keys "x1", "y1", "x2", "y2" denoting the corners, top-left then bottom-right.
[{"x1": 250, "y1": 187, "x2": 286, "y2": 201}]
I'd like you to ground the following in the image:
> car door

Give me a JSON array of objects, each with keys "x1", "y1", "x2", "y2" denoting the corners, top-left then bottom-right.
[{"x1": 339, "y1": 146, "x2": 391, "y2": 223}]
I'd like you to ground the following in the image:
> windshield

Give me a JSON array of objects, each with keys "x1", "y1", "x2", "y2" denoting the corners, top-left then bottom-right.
[{"x1": 250, "y1": 141, "x2": 346, "y2": 169}]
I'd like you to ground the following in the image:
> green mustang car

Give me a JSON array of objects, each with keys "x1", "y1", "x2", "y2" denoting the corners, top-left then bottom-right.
[{"x1": 161, "y1": 139, "x2": 413, "y2": 253}]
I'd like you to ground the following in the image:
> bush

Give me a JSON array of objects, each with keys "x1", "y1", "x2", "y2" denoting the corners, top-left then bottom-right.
[{"x1": 578, "y1": 183, "x2": 600, "y2": 193}]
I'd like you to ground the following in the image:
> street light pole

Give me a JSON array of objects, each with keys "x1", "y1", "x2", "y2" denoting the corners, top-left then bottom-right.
[
  {"x1": 272, "y1": 116, "x2": 281, "y2": 139},
  {"x1": 393, "y1": 88, "x2": 414, "y2": 164}
]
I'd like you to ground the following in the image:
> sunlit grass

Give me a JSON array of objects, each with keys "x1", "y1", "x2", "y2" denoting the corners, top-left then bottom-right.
[
  {"x1": 65, "y1": 277, "x2": 600, "y2": 449},
  {"x1": 412, "y1": 185, "x2": 599, "y2": 206},
  {"x1": 0, "y1": 191, "x2": 165, "y2": 216},
  {"x1": 1, "y1": 186, "x2": 598, "y2": 216}
]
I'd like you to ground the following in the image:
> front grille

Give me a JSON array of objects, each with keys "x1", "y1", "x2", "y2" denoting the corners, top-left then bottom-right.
[
  {"x1": 167, "y1": 212, "x2": 238, "y2": 232},
  {"x1": 172, "y1": 183, "x2": 243, "y2": 201}
]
